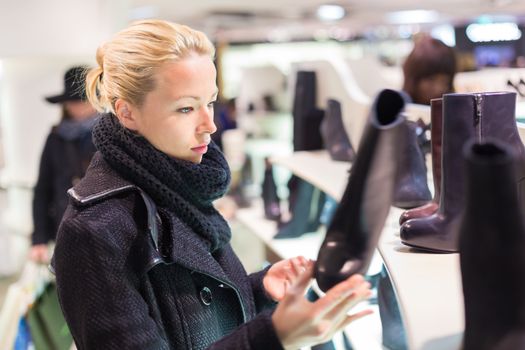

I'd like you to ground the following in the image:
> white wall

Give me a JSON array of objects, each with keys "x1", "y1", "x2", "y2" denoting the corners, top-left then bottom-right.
[{"x1": 0, "y1": 0, "x2": 128, "y2": 58}]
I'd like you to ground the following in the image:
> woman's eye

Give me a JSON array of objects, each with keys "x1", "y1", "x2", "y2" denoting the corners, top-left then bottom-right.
[{"x1": 178, "y1": 107, "x2": 193, "y2": 114}]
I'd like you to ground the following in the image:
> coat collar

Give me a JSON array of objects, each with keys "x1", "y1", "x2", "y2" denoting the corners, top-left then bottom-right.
[
  {"x1": 68, "y1": 152, "x2": 135, "y2": 205},
  {"x1": 69, "y1": 152, "x2": 236, "y2": 285}
]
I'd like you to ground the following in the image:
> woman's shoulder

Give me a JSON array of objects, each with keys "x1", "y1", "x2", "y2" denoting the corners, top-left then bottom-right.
[
  {"x1": 53, "y1": 190, "x2": 149, "y2": 277},
  {"x1": 58, "y1": 153, "x2": 146, "y2": 243}
]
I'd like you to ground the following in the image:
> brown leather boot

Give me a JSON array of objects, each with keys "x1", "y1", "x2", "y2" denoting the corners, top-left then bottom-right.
[{"x1": 401, "y1": 92, "x2": 525, "y2": 253}]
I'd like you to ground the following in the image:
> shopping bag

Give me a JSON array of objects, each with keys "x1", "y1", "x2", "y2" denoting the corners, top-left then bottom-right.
[
  {"x1": 0, "y1": 261, "x2": 49, "y2": 350},
  {"x1": 26, "y1": 282, "x2": 72, "y2": 350},
  {"x1": 13, "y1": 316, "x2": 32, "y2": 350}
]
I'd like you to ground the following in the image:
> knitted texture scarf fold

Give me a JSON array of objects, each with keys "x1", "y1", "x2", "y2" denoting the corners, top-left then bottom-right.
[{"x1": 92, "y1": 113, "x2": 231, "y2": 252}]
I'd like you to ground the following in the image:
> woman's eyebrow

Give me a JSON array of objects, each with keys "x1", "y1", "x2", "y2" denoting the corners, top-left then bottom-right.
[{"x1": 174, "y1": 89, "x2": 219, "y2": 101}]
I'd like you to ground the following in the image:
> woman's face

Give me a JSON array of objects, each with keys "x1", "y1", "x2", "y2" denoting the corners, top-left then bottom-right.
[
  {"x1": 125, "y1": 53, "x2": 218, "y2": 164},
  {"x1": 416, "y1": 73, "x2": 452, "y2": 105},
  {"x1": 64, "y1": 101, "x2": 96, "y2": 121}
]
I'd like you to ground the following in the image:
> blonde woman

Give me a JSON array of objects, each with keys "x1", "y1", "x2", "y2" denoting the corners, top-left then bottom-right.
[{"x1": 51, "y1": 20, "x2": 372, "y2": 349}]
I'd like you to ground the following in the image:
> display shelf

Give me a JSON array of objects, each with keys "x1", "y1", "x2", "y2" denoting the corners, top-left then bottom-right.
[
  {"x1": 270, "y1": 150, "x2": 464, "y2": 350},
  {"x1": 235, "y1": 200, "x2": 323, "y2": 261},
  {"x1": 235, "y1": 200, "x2": 383, "y2": 350},
  {"x1": 271, "y1": 150, "x2": 351, "y2": 201}
]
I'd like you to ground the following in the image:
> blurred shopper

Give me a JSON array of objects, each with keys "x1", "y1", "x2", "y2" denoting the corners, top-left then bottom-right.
[
  {"x1": 30, "y1": 66, "x2": 97, "y2": 263},
  {"x1": 402, "y1": 34, "x2": 457, "y2": 105},
  {"x1": 212, "y1": 97, "x2": 237, "y2": 150},
  {"x1": 52, "y1": 20, "x2": 372, "y2": 349}
]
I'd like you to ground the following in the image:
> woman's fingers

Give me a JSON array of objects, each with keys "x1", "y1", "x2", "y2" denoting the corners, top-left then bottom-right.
[
  {"x1": 312, "y1": 274, "x2": 368, "y2": 318},
  {"x1": 289, "y1": 256, "x2": 310, "y2": 276},
  {"x1": 337, "y1": 308, "x2": 375, "y2": 331},
  {"x1": 286, "y1": 263, "x2": 314, "y2": 298},
  {"x1": 323, "y1": 285, "x2": 372, "y2": 326}
]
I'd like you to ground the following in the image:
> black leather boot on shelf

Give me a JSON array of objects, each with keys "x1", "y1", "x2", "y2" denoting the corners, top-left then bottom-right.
[
  {"x1": 292, "y1": 70, "x2": 324, "y2": 152},
  {"x1": 315, "y1": 89, "x2": 406, "y2": 292},
  {"x1": 274, "y1": 179, "x2": 326, "y2": 239},
  {"x1": 321, "y1": 99, "x2": 356, "y2": 162},
  {"x1": 460, "y1": 140, "x2": 525, "y2": 350},
  {"x1": 392, "y1": 119, "x2": 432, "y2": 209},
  {"x1": 229, "y1": 156, "x2": 253, "y2": 208},
  {"x1": 399, "y1": 98, "x2": 443, "y2": 225},
  {"x1": 400, "y1": 92, "x2": 525, "y2": 253},
  {"x1": 287, "y1": 70, "x2": 324, "y2": 216},
  {"x1": 262, "y1": 159, "x2": 281, "y2": 222}
]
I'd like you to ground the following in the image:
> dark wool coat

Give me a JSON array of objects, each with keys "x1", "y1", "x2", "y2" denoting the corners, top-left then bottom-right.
[
  {"x1": 52, "y1": 153, "x2": 284, "y2": 350},
  {"x1": 32, "y1": 127, "x2": 96, "y2": 245}
]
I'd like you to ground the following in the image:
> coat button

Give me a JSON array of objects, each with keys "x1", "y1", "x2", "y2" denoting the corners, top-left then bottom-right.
[{"x1": 199, "y1": 287, "x2": 212, "y2": 306}]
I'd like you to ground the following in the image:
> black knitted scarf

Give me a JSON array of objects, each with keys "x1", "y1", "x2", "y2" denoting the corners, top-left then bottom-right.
[{"x1": 93, "y1": 113, "x2": 231, "y2": 252}]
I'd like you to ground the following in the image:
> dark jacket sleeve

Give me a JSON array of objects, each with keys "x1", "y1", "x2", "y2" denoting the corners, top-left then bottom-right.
[
  {"x1": 32, "y1": 133, "x2": 56, "y2": 245},
  {"x1": 207, "y1": 310, "x2": 284, "y2": 350},
  {"x1": 249, "y1": 265, "x2": 278, "y2": 313},
  {"x1": 53, "y1": 213, "x2": 169, "y2": 350}
]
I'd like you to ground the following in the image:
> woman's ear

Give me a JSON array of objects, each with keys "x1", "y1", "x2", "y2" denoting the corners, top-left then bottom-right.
[{"x1": 114, "y1": 99, "x2": 139, "y2": 131}]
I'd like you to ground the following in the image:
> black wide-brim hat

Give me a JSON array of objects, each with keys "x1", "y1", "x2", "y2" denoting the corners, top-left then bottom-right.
[{"x1": 45, "y1": 66, "x2": 88, "y2": 104}]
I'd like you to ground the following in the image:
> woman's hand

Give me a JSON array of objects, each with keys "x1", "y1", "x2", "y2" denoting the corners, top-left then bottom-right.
[
  {"x1": 29, "y1": 244, "x2": 49, "y2": 264},
  {"x1": 271, "y1": 263, "x2": 372, "y2": 350},
  {"x1": 263, "y1": 256, "x2": 311, "y2": 302}
]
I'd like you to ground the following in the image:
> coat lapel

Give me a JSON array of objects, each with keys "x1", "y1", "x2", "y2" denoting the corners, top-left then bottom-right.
[
  {"x1": 71, "y1": 152, "x2": 238, "y2": 287},
  {"x1": 162, "y1": 211, "x2": 233, "y2": 284}
]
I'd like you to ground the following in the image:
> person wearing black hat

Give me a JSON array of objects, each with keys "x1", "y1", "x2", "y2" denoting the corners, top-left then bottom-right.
[{"x1": 30, "y1": 66, "x2": 98, "y2": 263}]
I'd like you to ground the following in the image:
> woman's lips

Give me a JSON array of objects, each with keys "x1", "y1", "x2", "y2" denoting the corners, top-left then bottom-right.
[{"x1": 191, "y1": 144, "x2": 208, "y2": 155}]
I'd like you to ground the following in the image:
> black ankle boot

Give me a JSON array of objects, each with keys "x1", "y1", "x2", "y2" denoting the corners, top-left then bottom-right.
[
  {"x1": 315, "y1": 89, "x2": 406, "y2": 291},
  {"x1": 392, "y1": 119, "x2": 432, "y2": 209},
  {"x1": 274, "y1": 179, "x2": 326, "y2": 239},
  {"x1": 460, "y1": 140, "x2": 525, "y2": 350},
  {"x1": 321, "y1": 99, "x2": 356, "y2": 162},
  {"x1": 262, "y1": 159, "x2": 281, "y2": 222},
  {"x1": 293, "y1": 70, "x2": 324, "y2": 151}
]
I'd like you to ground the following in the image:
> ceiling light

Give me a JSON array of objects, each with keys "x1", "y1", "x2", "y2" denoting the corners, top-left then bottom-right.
[
  {"x1": 386, "y1": 10, "x2": 439, "y2": 24},
  {"x1": 466, "y1": 22, "x2": 522, "y2": 42},
  {"x1": 317, "y1": 5, "x2": 345, "y2": 22}
]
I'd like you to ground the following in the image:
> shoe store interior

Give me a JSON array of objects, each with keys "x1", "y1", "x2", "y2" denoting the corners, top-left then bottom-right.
[{"x1": 2, "y1": 1, "x2": 525, "y2": 350}]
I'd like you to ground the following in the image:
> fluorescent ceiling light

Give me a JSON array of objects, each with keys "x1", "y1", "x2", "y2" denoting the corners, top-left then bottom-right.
[
  {"x1": 386, "y1": 10, "x2": 439, "y2": 24},
  {"x1": 466, "y1": 22, "x2": 522, "y2": 42},
  {"x1": 317, "y1": 5, "x2": 345, "y2": 21}
]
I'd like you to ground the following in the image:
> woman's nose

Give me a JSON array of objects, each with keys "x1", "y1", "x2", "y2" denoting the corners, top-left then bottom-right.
[{"x1": 199, "y1": 107, "x2": 217, "y2": 135}]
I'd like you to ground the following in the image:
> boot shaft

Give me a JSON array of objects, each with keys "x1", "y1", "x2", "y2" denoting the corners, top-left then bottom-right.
[
  {"x1": 316, "y1": 89, "x2": 406, "y2": 291},
  {"x1": 440, "y1": 92, "x2": 520, "y2": 216},
  {"x1": 328, "y1": 89, "x2": 405, "y2": 254},
  {"x1": 460, "y1": 140, "x2": 525, "y2": 350},
  {"x1": 392, "y1": 119, "x2": 431, "y2": 208},
  {"x1": 292, "y1": 70, "x2": 324, "y2": 151}
]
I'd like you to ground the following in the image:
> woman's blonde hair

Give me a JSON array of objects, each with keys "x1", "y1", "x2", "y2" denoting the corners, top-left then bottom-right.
[{"x1": 86, "y1": 19, "x2": 215, "y2": 113}]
